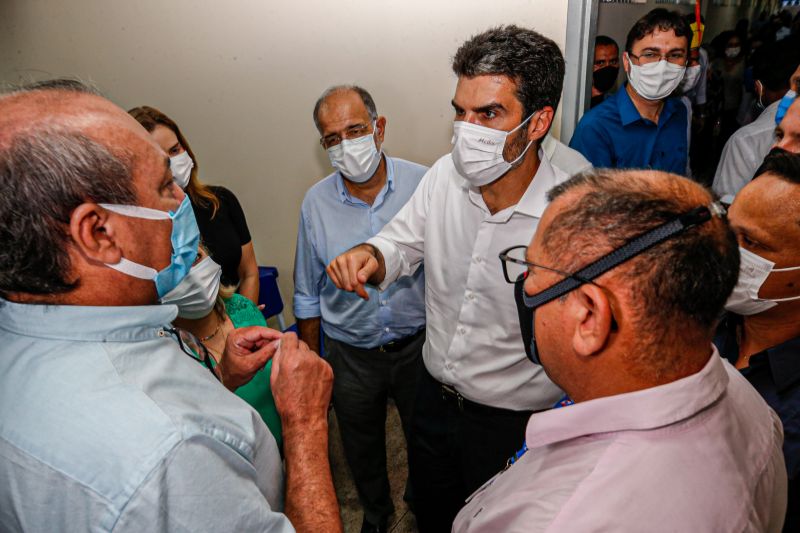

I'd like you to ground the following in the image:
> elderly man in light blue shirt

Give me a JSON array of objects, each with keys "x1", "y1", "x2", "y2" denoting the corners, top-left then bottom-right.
[
  {"x1": 0, "y1": 80, "x2": 341, "y2": 533},
  {"x1": 294, "y1": 85, "x2": 426, "y2": 533}
]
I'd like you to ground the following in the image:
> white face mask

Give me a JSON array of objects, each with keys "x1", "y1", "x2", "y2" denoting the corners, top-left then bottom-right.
[
  {"x1": 160, "y1": 255, "x2": 222, "y2": 319},
  {"x1": 679, "y1": 64, "x2": 702, "y2": 93},
  {"x1": 170, "y1": 151, "x2": 194, "y2": 189},
  {"x1": 327, "y1": 124, "x2": 382, "y2": 184},
  {"x1": 451, "y1": 114, "x2": 534, "y2": 187},
  {"x1": 626, "y1": 53, "x2": 687, "y2": 101},
  {"x1": 725, "y1": 247, "x2": 800, "y2": 316},
  {"x1": 725, "y1": 47, "x2": 741, "y2": 59}
]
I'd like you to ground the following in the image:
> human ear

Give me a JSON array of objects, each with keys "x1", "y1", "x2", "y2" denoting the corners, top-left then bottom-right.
[
  {"x1": 375, "y1": 116, "x2": 387, "y2": 145},
  {"x1": 527, "y1": 106, "x2": 554, "y2": 143},
  {"x1": 68, "y1": 203, "x2": 123, "y2": 265},
  {"x1": 570, "y1": 284, "x2": 614, "y2": 357},
  {"x1": 622, "y1": 51, "x2": 631, "y2": 74}
]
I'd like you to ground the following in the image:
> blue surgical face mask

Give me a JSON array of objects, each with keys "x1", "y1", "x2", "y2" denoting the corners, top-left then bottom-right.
[
  {"x1": 98, "y1": 195, "x2": 200, "y2": 298},
  {"x1": 775, "y1": 89, "x2": 797, "y2": 125}
]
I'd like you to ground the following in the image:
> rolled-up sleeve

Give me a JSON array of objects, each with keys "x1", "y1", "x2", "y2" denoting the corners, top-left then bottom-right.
[
  {"x1": 293, "y1": 208, "x2": 323, "y2": 319},
  {"x1": 114, "y1": 434, "x2": 294, "y2": 532}
]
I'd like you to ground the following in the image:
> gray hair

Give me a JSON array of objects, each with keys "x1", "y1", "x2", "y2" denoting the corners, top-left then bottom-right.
[
  {"x1": 312, "y1": 85, "x2": 378, "y2": 133},
  {"x1": 2, "y1": 77, "x2": 101, "y2": 97},
  {"x1": 0, "y1": 127, "x2": 136, "y2": 296},
  {"x1": 452, "y1": 25, "x2": 565, "y2": 119}
]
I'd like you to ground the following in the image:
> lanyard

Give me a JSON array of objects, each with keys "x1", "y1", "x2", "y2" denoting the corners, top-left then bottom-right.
[{"x1": 506, "y1": 395, "x2": 574, "y2": 468}]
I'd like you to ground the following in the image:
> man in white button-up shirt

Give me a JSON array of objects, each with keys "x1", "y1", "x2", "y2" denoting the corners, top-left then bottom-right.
[{"x1": 327, "y1": 26, "x2": 569, "y2": 532}]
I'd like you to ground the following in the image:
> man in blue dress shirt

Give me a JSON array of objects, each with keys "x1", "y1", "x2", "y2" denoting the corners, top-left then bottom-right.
[
  {"x1": 294, "y1": 85, "x2": 428, "y2": 533},
  {"x1": 714, "y1": 149, "x2": 800, "y2": 532},
  {"x1": 570, "y1": 9, "x2": 690, "y2": 173}
]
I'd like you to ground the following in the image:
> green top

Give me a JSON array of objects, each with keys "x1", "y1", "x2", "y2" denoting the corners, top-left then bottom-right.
[{"x1": 222, "y1": 294, "x2": 282, "y2": 450}]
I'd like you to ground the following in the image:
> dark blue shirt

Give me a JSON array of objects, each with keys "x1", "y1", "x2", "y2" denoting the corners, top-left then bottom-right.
[
  {"x1": 569, "y1": 84, "x2": 688, "y2": 173},
  {"x1": 714, "y1": 314, "x2": 800, "y2": 532}
]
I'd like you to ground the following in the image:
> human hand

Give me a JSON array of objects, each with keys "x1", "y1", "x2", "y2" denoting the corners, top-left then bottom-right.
[
  {"x1": 326, "y1": 244, "x2": 380, "y2": 300},
  {"x1": 270, "y1": 332, "x2": 333, "y2": 427},
  {"x1": 217, "y1": 326, "x2": 283, "y2": 391}
]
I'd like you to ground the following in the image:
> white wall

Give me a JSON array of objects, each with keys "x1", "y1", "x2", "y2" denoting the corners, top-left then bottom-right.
[{"x1": 0, "y1": 0, "x2": 571, "y2": 314}]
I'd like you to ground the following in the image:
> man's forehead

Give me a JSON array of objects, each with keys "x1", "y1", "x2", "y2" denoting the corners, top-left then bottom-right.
[{"x1": 633, "y1": 28, "x2": 688, "y2": 49}]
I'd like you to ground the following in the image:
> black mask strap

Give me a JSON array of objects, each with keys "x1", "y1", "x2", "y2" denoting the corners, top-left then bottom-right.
[{"x1": 523, "y1": 205, "x2": 717, "y2": 309}]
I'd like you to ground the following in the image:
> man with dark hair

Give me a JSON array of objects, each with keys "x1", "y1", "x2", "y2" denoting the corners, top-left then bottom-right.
[
  {"x1": 590, "y1": 35, "x2": 619, "y2": 108},
  {"x1": 327, "y1": 25, "x2": 568, "y2": 532},
  {"x1": 570, "y1": 9, "x2": 691, "y2": 173},
  {"x1": 295, "y1": 85, "x2": 428, "y2": 533},
  {"x1": 453, "y1": 169, "x2": 787, "y2": 532},
  {"x1": 713, "y1": 52, "x2": 800, "y2": 199},
  {"x1": 715, "y1": 149, "x2": 800, "y2": 532},
  {"x1": 0, "y1": 81, "x2": 342, "y2": 532}
]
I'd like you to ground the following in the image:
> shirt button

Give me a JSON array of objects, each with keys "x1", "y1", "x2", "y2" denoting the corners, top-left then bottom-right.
[
  {"x1": 380, "y1": 300, "x2": 387, "y2": 306},
  {"x1": 459, "y1": 327, "x2": 466, "y2": 334},
  {"x1": 467, "y1": 292, "x2": 475, "y2": 301},
  {"x1": 384, "y1": 327, "x2": 390, "y2": 332}
]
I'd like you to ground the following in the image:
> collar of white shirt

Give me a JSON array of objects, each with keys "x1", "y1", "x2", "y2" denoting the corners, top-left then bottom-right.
[
  {"x1": 525, "y1": 348, "x2": 728, "y2": 449},
  {"x1": 465, "y1": 147, "x2": 558, "y2": 223}
]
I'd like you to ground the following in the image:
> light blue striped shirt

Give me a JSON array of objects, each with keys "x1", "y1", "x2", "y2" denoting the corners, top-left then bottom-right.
[
  {"x1": 293, "y1": 155, "x2": 427, "y2": 348},
  {"x1": 0, "y1": 299, "x2": 292, "y2": 532}
]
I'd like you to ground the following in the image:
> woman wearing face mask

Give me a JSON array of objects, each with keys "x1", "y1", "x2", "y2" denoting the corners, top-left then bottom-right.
[
  {"x1": 128, "y1": 106, "x2": 260, "y2": 305},
  {"x1": 161, "y1": 246, "x2": 282, "y2": 449},
  {"x1": 711, "y1": 32, "x2": 746, "y2": 148}
]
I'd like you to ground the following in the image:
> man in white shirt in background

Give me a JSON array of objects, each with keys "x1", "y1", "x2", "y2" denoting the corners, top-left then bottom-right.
[
  {"x1": 713, "y1": 48, "x2": 800, "y2": 200},
  {"x1": 326, "y1": 26, "x2": 568, "y2": 532}
]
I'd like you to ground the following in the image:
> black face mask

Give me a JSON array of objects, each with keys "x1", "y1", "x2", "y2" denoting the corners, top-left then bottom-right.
[
  {"x1": 514, "y1": 274, "x2": 540, "y2": 364},
  {"x1": 593, "y1": 66, "x2": 619, "y2": 93}
]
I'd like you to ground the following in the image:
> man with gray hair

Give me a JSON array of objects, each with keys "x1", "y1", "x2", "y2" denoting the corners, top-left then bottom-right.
[
  {"x1": 294, "y1": 85, "x2": 427, "y2": 533},
  {"x1": 454, "y1": 169, "x2": 787, "y2": 532},
  {"x1": 327, "y1": 27, "x2": 569, "y2": 531},
  {"x1": 0, "y1": 80, "x2": 341, "y2": 532}
]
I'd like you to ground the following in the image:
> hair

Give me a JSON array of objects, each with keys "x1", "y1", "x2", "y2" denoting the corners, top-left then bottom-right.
[
  {"x1": 751, "y1": 44, "x2": 800, "y2": 91},
  {"x1": 595, "y1": 35, "x2": 618, "y2": 50},
  {"x1": 128, "y1": 105, "x2": 220, "y2": 216},
  {"x1": 625, "y1": 9, "x2": 691, "y2": 54},
  {"x1": 12, "y1": 77, "x2": 101, "y2": 95},
  {"x1": 312, "y1": 85, "x2": 378, "y2": 133},
  {"x1": 452, "y1": 25, "x2": 565, "y2": 120},
  {"x1": 542, "y1": 170, "x2": 739, "y2": 378},
  {"x1": 0, "y1": 127, "x2": 136, "y2": 296},
  {"x1": 754, "y1": 148, "x2": 800, "y2": 184}
]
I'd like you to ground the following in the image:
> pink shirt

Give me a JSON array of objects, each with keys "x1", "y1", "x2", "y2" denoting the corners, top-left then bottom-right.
[{"x1": 453, "y1": 350, "x2": 787, "y2": 532}]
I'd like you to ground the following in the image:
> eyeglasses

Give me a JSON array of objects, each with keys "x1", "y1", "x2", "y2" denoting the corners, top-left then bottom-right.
[
  {"x1": 162, "y1": 326, "x2": 221, "y2": 382},
  {"x1": 629, "y1": 51, "x2": 688, "y2": 66},
  {"x1": 498, "y1": 245, "x2": 592, "y2": 286},
  {"x1": 319, "y1": 122, "x2": 373, "y2": 149}
]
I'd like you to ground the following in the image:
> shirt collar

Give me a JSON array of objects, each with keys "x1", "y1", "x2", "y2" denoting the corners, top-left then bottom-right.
[
  {"x1": 615, "y1": 83, "x2": 677, "y2": 126},
  {"x1": 0, "y1": 297, "x2": 178, "y2": 342},
  {"x1": 334, "y1": 153, "x2": 393, "y2": 206},
  {"x1": 465, "y1": 147, "x2": 556, "y2": 222},
  {"x1": 525, "y1": 348, "x2": 728, "y2": 449}
]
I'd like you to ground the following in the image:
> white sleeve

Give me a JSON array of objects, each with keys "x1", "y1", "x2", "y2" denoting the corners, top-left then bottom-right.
[
  {"x1": 712, "y1": 133, "x2": 756, "y2": 199},
  {"x1": 113, "y1": 435, "x2": 294, "y2": 532},
  {"x1": 367, "y1": 163, "x2": 437, "y2": 291}
]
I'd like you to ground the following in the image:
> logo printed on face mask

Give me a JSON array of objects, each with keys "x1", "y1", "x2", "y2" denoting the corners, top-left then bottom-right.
[{"x1": 451, "y1": 114, "x2": 535, "y2": 187}]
